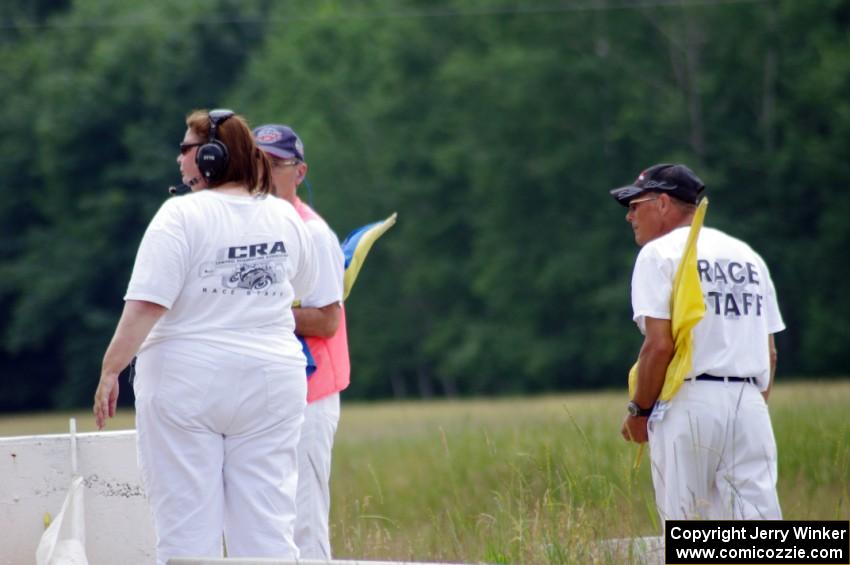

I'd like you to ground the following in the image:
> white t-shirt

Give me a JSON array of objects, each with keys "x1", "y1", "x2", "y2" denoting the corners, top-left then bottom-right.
[
  {"x1": 631, "y1": 226, "x2": 785, "y2": 390},
  {"x1": 125, "y1": 190, "x2": 317, "y2": 364},
  {"x1": 300, "y1": 217, "x2": 344, "y2": 309}
]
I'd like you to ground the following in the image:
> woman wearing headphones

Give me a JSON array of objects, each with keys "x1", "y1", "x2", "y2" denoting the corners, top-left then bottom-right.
[{"x1": 93, "y1": 109, "x2": 317, "y2": 564}]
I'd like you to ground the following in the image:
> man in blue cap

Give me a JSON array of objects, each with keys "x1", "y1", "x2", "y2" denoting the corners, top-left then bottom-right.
[{"x1": 254, "y1": 124, "x2": 350, "y2": 560}]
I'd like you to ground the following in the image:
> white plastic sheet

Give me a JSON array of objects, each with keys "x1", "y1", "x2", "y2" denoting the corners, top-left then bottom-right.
[{"x1": 35, "y1": 474, "x2": 90, "y2": 565}]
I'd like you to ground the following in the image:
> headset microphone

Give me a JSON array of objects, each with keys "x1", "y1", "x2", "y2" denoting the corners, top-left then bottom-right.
[
  {"x1": 168, "y1": 177, "x2": 199, "y2": 196},
  {"x1": 171, "y1": 109, "x2": 234, "y2": 194},
  {"x1": 196, "y1": 109, "x2": 235, "y2": 183}
]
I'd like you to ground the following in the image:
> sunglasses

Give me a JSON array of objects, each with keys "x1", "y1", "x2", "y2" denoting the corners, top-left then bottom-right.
[
  {"x1": 628, "y1": 195, "x2": 660, "y2": 213},
  {"x1": 179, "y1": 142, "x2": 203, "y2": 155},
  {"x1": 272, "y1": 158, "x2": 302, "y2": 168}
]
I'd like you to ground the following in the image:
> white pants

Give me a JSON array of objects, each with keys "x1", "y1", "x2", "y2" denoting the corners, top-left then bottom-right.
[
  {"x1": 648, "y1": 379, "x2": 782, "y2": 521},
  {"x1": 134, "y1": 341, "x2": 306, "y2": 565},
  {"x1": 294, "y1": 392, "x2": 340, "y2": 559}
]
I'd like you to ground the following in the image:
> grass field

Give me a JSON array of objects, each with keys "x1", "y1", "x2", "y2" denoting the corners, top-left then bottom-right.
[{"x1": 1, "y1": 379, "x2": 848, "y2": 563}]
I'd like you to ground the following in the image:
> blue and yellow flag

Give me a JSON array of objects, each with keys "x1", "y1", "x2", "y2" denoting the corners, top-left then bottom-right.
[
  {"x1": 299, "y1": 212, "x2": 397, "y2": 377},
  {"x1": 340, "y1": 212, "x2": 397, "y2": 301},
  {"x1": 629, "y1": 197, "x2": 708, "y2": 401}
]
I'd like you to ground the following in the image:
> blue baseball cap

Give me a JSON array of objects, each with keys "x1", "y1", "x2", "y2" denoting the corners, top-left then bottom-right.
[{"x1": 253, "y1": 124, "x2": 305, "y2": 161}]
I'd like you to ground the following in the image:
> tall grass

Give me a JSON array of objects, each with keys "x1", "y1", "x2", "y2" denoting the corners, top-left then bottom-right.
[
  {"x1": 331, "y1": 393, "x2": 658, "y2": 563},
  {"x1": 328, "y1": 381, "x2": 850, "y2": 563},
  {"x1": 1, "y1": 380, "x2": 848, "y2": 563}
]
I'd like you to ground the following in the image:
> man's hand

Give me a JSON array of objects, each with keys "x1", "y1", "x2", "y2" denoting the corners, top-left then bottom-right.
[{"x1": 621, "y1": 413, "x2": 649, "y2": 443}]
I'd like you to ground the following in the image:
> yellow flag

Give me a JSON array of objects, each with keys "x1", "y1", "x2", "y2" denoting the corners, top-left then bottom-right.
[{"x1": 628, "y1": 197, "x2": 709, "y2": 401}]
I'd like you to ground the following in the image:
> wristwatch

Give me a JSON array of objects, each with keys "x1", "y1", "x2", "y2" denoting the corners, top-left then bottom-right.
[{"x1": 627, "y1": 400, "x2": 653, "y2": 417}]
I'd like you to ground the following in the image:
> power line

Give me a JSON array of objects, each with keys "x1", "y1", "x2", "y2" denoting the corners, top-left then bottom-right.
[{"x1": 2, "y1": 0, "x2": 778, "y2": 31}]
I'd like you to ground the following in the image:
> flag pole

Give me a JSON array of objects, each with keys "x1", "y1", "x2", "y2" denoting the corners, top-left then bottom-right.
[{"x1": 69, "y1": 418, "x2": 78, "y2": 477}]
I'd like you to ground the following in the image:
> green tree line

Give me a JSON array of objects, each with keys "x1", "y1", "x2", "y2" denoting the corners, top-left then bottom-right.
[{"x1": 1, "y1": 0, "x2": 848, "y2": 410}]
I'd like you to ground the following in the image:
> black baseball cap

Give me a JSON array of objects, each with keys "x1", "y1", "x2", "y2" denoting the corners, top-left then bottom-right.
[
  {"x1": 253, "y1": 124, "x2": 305, "y2": 161},
  {"x1": 610, "y1": 163, "x2": 705, "y2": 206}
]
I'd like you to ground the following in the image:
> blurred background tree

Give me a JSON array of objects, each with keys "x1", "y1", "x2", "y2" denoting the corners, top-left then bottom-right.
[{"x1": 0, "y1": 0, "x2": 848, "y2": 410}]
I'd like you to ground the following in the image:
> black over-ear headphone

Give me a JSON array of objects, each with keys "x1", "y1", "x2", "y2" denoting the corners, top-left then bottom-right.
[{"x1": 196, "y1": 108, "x2": 235, "y2": 184}]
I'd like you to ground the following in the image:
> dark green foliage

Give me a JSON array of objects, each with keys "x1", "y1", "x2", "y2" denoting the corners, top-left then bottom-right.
[
  {"x1": 0, "y1": 0, "x2": 847, "y2": 410},
  {"x1": 0, "y1": 0, "x2": 272, "y2": 409}
]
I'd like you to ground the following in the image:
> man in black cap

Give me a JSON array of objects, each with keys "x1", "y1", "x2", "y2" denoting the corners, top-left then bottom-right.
[{"x1": 612, "y1": 163, "x2": 785, "y2": 521}]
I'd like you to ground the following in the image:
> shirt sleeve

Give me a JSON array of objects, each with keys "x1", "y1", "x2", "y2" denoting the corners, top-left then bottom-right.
[
  {"x1": 300, "y1": 220, "x2": 344, "y2": 308},
  {"x1": 756, "y1": 252, "x2": 786, "y2": 334},
  {"x1": 288, "y1": 212, "x2": 318, "y2": 302},
  {"x1": 631, "y1": 244, "x2": 674, "y2": 334},
  {"x1": 124, "y1": 200, "x2": 188, "y2": 309}
]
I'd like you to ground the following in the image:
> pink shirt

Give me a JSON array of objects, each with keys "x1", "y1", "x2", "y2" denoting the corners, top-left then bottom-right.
[{"x1": 293, "y1": 197, "x2": 351, "y2": 402}]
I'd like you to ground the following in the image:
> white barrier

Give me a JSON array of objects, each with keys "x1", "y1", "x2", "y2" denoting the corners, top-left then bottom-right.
[
  {"x1": 168, "y1": 557, "x2": 470, "y2": 565},
  {"x1": 0, "y1": 429, "x2": 155, "y2": 565},
  {"x1": 0, "y1": 429, "x2": 472, "y2": 565},
  {"x1": 1, "y1": 428, "x2": 660, "y2": 565}
]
